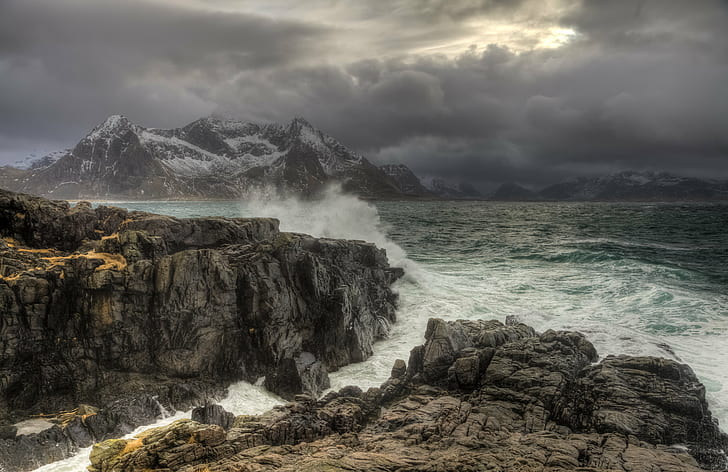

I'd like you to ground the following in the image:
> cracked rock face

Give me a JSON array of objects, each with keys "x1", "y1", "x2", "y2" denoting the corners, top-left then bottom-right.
[
  {"x1": 90, "y1": 318, "x2": 728, "y2": 472},
  {"x1": 0, "y1": 189, "x2": 401, "y2": 471}
]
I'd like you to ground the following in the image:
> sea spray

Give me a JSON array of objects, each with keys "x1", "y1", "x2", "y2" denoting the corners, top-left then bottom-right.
[
  {"x1": 236, "y1": 185, "x2": 436, "y2": 393},
  {"x1": 239, "y1": 184, "x2": 420, "y2": 279}
]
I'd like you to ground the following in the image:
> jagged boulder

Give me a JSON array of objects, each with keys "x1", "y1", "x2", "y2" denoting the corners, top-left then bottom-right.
[
  {"x1": 192, "y1": 404, "x2": 235, "y2": 430},
  {"x1": 263, "y1": 352, "x2": 331, "y2": 400}
]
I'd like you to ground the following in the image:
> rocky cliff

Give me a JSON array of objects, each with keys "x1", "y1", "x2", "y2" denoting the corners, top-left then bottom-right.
[
  {"x1": 89, "y1": 318, "x2": 728, "y2": 472},
  {"x1": 0, "y1": 189, "x2": 402, "y2": 470}
]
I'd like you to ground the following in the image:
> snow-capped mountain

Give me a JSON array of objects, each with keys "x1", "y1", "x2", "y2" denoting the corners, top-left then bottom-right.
[
  {"x1": 0, "y1": 115, "x2": 416, "y2": 199},
  {"x1": 539, "y1": 171, "x2": 728, "y2": 201}
]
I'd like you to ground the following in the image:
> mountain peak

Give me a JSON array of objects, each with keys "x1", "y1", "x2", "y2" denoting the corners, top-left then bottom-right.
[
  {"x1": 85, "y1": 115, "x2": 135, "y2": 141},
  {"x1": 289, "y1": 116, "x2": 314, "y2": 128},
  {"x1": 285, "y1": 116, "x2": 327, "y2": 149},
  {"x1": 100, "y1": 114, "x2": 131, "y2": 130}
]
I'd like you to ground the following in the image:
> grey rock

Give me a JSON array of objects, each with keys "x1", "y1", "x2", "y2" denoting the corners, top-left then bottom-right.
[
  {"x1": 192, "y1": 404, "x2": 235, "y2": 430},
  {"x1": 263, "y1": 352, "x2": 331, "y2": 400},
  {"x1": 0, "y1": 188, "x2": 401, "y2": 470},
  {"x1": 91, "y1": 318, "x2": 728, "y2": 472},
  {"x1": 0, "y1": 425, "x2": 16, "y2": 440}
]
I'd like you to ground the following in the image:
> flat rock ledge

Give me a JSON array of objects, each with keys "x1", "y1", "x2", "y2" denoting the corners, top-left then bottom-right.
[
  {"x1": 90, "y1": 318, "x2": 728, "y2": 472},
  {"x1": 0, "y1": 189, "x2": 402, "y2": 471}
]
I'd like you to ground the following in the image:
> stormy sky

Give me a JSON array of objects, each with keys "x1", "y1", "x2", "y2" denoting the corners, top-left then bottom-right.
[{"x1": 1, "y1": 0, "x2": 727, "y2": 189}]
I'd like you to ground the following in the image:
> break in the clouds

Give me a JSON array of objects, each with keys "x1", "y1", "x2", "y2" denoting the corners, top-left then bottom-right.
[{"x1": 1, "y1": 0, "x2": 727, "y2": 189}]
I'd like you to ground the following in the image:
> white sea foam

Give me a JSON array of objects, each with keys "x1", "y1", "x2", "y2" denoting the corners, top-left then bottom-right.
[
  {"x1": 218, "y1": 380, "x2": 284, "y2": 415},
  {"x1": 31, "y1": 381, "x2": 282, "y2": 472},
  {"x1": 239, "y1": 184, "x2": 420, "y2": 279}
]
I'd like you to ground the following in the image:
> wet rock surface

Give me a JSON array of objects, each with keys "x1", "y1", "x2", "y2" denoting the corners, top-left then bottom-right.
[
  {"x1": 91, "y1": 318, "x2": 728, "y2": 472},
  {"x1": 0, "y1": 189, "x2": 401, "y2": 471}
]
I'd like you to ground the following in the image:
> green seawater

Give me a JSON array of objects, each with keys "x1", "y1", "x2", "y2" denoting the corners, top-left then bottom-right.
[{"x1": 93, "y1": 197, "x2": 728, "y2": 428}]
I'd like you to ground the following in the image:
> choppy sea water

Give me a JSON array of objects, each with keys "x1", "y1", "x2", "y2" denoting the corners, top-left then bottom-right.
[{"x1": 37, "y1": 191, "x2": 728, "y2": 470}]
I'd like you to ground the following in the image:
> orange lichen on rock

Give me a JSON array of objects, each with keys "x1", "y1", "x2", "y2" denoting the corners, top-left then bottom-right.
[
  {"x1": 121, "y1": 438, "x2": 144, "y2": 455},
  {"x1": 16, "y1": 247, "x2": 59, "y2": 256},
  {"x1": 0, "y1": 273, "x2": 22, "y2": 282},
  {"x1": 92, "y1": 252, "x2": 127, "y2": 271},
  {"x1": 2, "y1": 237, "x2": 19, "y2": 247},
  {"x1": 42, "y1": 252, "x2": 127, "y2": 272}
]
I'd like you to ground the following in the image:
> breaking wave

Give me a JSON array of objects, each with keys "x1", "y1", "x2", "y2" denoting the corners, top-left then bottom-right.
[{"x1": 239, "y1": 184, "x2": 420, "y2": 279}]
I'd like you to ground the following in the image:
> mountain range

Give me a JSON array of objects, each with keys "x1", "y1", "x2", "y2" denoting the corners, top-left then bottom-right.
[
  {"x1": 492, "y1": 171, "x2": 728, "y2": 202},
  {"x1": 0, "y1": 115, "x2": 429, "y2": 200},
  {"x1": 1, "y1": 115, "x2": 726, "y2": 201}
]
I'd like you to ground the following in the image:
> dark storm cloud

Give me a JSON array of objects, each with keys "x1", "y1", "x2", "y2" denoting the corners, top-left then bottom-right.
[
  {"x1": 1, "y1": 0, "x2": 727, "y2": 190},
  {"x1": 0, "y1": 0, "x2": 330, "y2": 153}
]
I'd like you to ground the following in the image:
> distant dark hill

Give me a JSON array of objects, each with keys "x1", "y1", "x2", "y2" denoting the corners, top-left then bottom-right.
[
  {"x1": 427, "y1": 178, "x2": 483, "y2": 199},
  {"x1": 379, "y1": 164, "x2": 434, "y2": 197},
  {"x1": 489, "y1": 182, "x2": 541, "y2": 201},
  {"x1": 539, "y1": 171, "x2": 728, "y2": 201}
]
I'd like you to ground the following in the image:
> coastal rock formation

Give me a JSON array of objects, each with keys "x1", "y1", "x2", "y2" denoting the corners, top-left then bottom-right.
[
  {"x1": 0, "y1": 189, "x2": 401, "y2": 470},
  {"x1": 90, "y1": 318, "x2": 728, "y2": 472}
]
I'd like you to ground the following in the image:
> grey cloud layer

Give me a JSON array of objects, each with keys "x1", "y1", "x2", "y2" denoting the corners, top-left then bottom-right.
[
  {"x1": 0, "y1": 0, "x2": 330, "y2": 152},
  {"x1": 1, "y1": 0, "x2": 726, "y2": 188}
]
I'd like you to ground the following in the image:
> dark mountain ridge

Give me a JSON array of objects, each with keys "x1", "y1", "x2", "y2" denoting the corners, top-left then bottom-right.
[
  {"x1": 2, "y1": 117, "x2": 727, "y2": 202},
  {"x1": 0, "y1": 115, "x2": 417, "y2": 200},
  {"x1": 538, "y1": 170, "x2": 728, "y2": 202}
]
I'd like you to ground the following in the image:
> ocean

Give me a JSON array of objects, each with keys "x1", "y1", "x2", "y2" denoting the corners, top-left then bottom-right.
[{"x1": 36, "y1": 189, "x2": 728, "y2": 471}]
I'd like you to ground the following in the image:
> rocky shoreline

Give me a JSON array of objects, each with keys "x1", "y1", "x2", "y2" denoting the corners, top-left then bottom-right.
[
  {"x1": 89, "y1": 318, "x2": 728, "y2": 471},
  {"x1": 0, "y1": 189, "x2": 401, "y2": 470},
  {"x1": 1, "y1": 188, "x2": 727, "y2": 471}
]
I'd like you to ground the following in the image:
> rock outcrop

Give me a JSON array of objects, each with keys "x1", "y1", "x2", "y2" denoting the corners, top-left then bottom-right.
[
  {"x1": 90, "y1": 318, "x2": 728, "y2": 472},
  {"x1": 0, "y1": 189, "x2": 402, "y2": 471}
]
